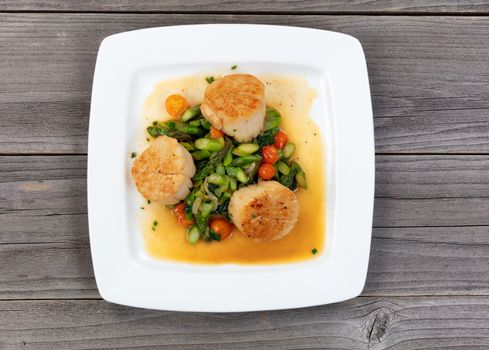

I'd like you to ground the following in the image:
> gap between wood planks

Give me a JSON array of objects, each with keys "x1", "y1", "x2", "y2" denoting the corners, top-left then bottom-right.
[{"x1": 2, "y1": 10, "x2": 489, "y2": 16}]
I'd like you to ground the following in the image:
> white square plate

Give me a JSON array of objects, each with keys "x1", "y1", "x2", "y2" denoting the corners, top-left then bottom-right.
[{"x1": 88, "y1": 24, "x2": 374, "y2": 312}]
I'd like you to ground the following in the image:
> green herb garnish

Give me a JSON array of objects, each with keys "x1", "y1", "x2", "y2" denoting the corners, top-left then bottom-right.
[
  {"x1": 131, "y1": 152, "x2": 137, "y2": 158},
  {"x1": 311, "y1": 248, "x2": 318, "y2": 255},
  {"x1": 231, "y1": 65, "x2": 237, "y2": 70},
  {"x1": 206, "y1": 76, "x2": 215, "y2": 84}
]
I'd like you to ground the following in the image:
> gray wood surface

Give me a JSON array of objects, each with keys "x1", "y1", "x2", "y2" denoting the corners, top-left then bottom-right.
[
  {"x1": 1, "y1": 14, "x2": 489, "y2": 153},
  {"x1": 2, "y1": 3, "x2": 489, "y2": 349},
  {"x1": 2, "y1": 0, "x2": 489, "y2": 13},
  {"x1": 2, "y1": 155, "x2": 489, "y2": 299},
  {"x1": 1, "y1": 298, "x2": 489, "y2": 350}
]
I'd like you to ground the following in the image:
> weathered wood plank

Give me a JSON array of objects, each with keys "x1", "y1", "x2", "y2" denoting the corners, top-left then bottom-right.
[
  {"x1": 0, "y1": 297, "x2": 488, "y2": 349},
  {"x1": 1, "y1": 156, "x2": 489, "y2": 298},
  {"x1": 1, "y1": 0, "x2": 489, "y2": 13},
  {"x1": 2, "y1": 225, "x2": 489, "y2": 299},
  {"x1": 1, "y1": 14, "x2": 489, "y2": 153}
]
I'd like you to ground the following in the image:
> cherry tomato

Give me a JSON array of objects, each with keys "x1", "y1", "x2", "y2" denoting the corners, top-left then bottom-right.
[
  {"x1": 210, "y1": 126, "x2": 224, "y2": 139},
  {"x1": 172, "y1": 203, "x2": 185, "y2": 215},
  {"x1": 177, "y1": 213, "x2": 194, "y2": 228},
  {"x1": 165, "y1": 94, "x2": 189, "y2": 118},
  {"x1": 258, "y1": 163, "x2": 276, "y2": 180},
  {"x1": 262, "y1": 145, "x2": 279, "y2": 164},
  {"x1": 274, "y1": 130, "x2": 289, "y2": 149},
  {"x1": 209, "y1": 218, "x2": 234, "y2": 239}
]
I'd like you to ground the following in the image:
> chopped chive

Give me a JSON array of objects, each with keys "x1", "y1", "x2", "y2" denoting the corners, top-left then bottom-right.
[
  {"x1": 146, "y1": 137, "x2": 150, "y2": 142},
  {"x1": 251, "y1": 213, "x2": 257, "y2": 218},
  {"x1": 152, "y1": 121, "x2": 158, "y2": 126},
  {"x1": 311, "y1": 248, "x2": 318, "y2": 255},
  {"x1": 131, "y1": 152, "x2": 137, "y2": 158},
  {"x1": 140, "y1": 206, "x2": 145, "y2": 210},
  {"x1": 147, "y1": 200, "x2": 151, "y2": 204},
  {"x1": 153, "y1": 220, "x2": 158, "y2": 227},
  {"x1": 206, "y1": 76, "x2": 215, "y2": 84},
  {"x1": 231, "y1": 65, "x2": 237, "y2": 70}
]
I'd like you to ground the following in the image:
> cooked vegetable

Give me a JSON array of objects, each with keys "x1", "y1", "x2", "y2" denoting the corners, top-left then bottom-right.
[
  {"x1": 181, "y1": 105, "x2": 201, "y2": 122},
  {"x1": 258, "y1": 163, "x2": 275, "y2": 180},
  {"x1": 255, "y1": 127, "x2": 279, "y2": 148},
  {"x1": 231, "y1": 155, "x2": 262, "y2": 167},
  {"x1": 226, "y1": 166, "x2": 248, "y2": 183},
  {"x1": 147, "y1": 125, "x2": 193, "y2": 142},
  {"x1": 262, "y1": 145, "x2": 279, "y2": 164},
  {"x1": 209, "y1": 218, "x2": 233, "y2": 240},
  {"x1": 233, "y1": 143, "x2": 259, "y2": 156},
  {"x1": 180, "y1": 142, "x2": 195, "y2": 151},
  {"x1": 193, "y1": 142, "x2": 232, "y2": 181},
  {"x1": 223, "y1": 147, "x2": 233, "y2": 166},
  {"x1": 194, "y1": 138, "x2": 224, "y2": 152},
  {"x1": 279, "y1": 162, "x2": 299, "y2": 190},
  {"x1": 294, "y1": 162, "x2": 308, "y2": 189},
  {"x1": 210, "y1": 126, "x2": 224, "y2": 139},
  {"x1": 165, "y1": 94, "x2": 189, "y2": 117},
  {"x1": 187, "y1": 225, "x2": 201, "y2": 244},
  {"x1": 274, "y1": 130, "x2": 289, "y2": 149},
  {"x1": 276, "y1": 161, "x2": 290, "y2": 175},
  {"x1": 192, "y1": 150, "x2": 211, "y2": 160},
  {"x1": 282, "y1": 143, "x2": 296, "y2": 158},
  {"x1": 263, "y1": 107, "x2": 282, "y2": 131}
]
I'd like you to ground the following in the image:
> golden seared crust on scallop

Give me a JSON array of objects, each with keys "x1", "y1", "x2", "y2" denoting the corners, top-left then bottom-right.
[
  {"x1": 131, "y1": 135, "x2": 196, "y2": 204},
  {"x1": 228, "y1": 181, "x2": 300, "y2": 242},
  {"x1": 200, "y1": 74, "x2": 265, "y2": 142}
]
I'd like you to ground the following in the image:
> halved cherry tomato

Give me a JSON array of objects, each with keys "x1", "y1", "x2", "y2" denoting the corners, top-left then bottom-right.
[
  {"x1": 210, "y1": 126, "x2": 224, "y2": 139},
  {"x1": 172, "y1": 203, "x2": 193, "y2": 228},
  {"x1": 262, "y1": 145, "x2": 279, "y2": 164},
  {"x1": 172, "y1": 203, "x2": 185, "y2": 215},
  {"x1": 209, "y1": 218, "x2": 234, "y2": 239},
  {"x1": 177, "y1": 213, "x2": 194, "y2": 228},
  {"x1": 258, "y1": 163, "x2": 276, "y2": 180},
  {"x1": 274, "y1": 130, "x2": 289, "y2": 149},
  {"x1": 165, "y1": 94, "x2": 189, "y2": 118}
]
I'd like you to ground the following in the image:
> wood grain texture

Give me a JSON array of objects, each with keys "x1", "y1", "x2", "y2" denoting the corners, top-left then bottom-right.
[
  {"x1": 1, "y1": 155, "x2": 489, "y2": 298},
  {"x1": 1, "y1": 0, "x2": 489, "y2": 13},
  {"x1": 1, "y1": 14, "x2": 489, "y2": 153},
  {"x1": 0, "y1": 297, "x2": 488, "y2": 349}
]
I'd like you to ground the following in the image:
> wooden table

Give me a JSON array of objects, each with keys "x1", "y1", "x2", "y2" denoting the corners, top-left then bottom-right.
[{"x1": 1, "y1": 1, "x2": 489, "y2": 348}]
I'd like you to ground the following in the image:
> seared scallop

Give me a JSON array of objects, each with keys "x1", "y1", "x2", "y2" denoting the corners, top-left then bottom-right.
[
  {"x1": 200, "y1": 74, "x2": 266, "y2": 142},
  {"x1": 228, "y1": 181, "x2": 300, "y2": 242},
  {"x1": 131, "y1": 135, "x2": 196, "y2": 204}
]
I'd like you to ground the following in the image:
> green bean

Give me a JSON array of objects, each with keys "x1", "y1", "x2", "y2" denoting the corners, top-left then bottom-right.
[
  {"x1": 229, "y1": 176, "x2": 237, "y2": 191},
  {"x1": 180, "y1": 142, "x2": 195, "y2": 151},
  {"x1": 201, "y1": 119, "x2": 212, "y2": 130},
  {"x1": 276, "y1": 161, "x2": 290, "y2": 175},
  {"x1": 263, "y1": 107, "x2": 282, "y2": 131},
  {"x1": 187, "y1": 225, "x2": 200, "y2": 244},
  {"x1": 223, "y1": 147, "x2": 233, "y2": 166},
  {"x1": 283, "y1": 143, "x2": 296, "y2": 158},
  {"x1": 219, "y1": 176, "x2": 230, "y2": 192},
  {"x1": 231, "y1": 155, "x2": 262, "y2": 167},
  {"x1": 194, "y1": 138, "x2": 224, "y2": 152},
  {"x1": 294, "y1": 162, "x2": 308, "y2": 189},
  {"x1": 181, "y1": 105, "x2": 201, "y2": 122},
  {"x1": 232, "y1": 143, "x2": 259, "y2": 156},
  {"x1": 207, "y1": 173, "x2": 225, "y2": 185},
  {"x1": 216, "y1": 163, "x2": 225, "y2": 175},
  {"x1": 192, "y1": 150, "x2": 211, "y2": 160}
]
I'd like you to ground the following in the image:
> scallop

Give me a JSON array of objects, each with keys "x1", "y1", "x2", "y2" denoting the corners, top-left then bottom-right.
[
  {"x1": 228, "y1": 180, "x2": 300, "y2": 242},
  {"x1": 131, "y1": 135, "x2": 196, "y2": 204},
  {"x1": 200, "y1": 74, "x2": 266, "y2": 142}
]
